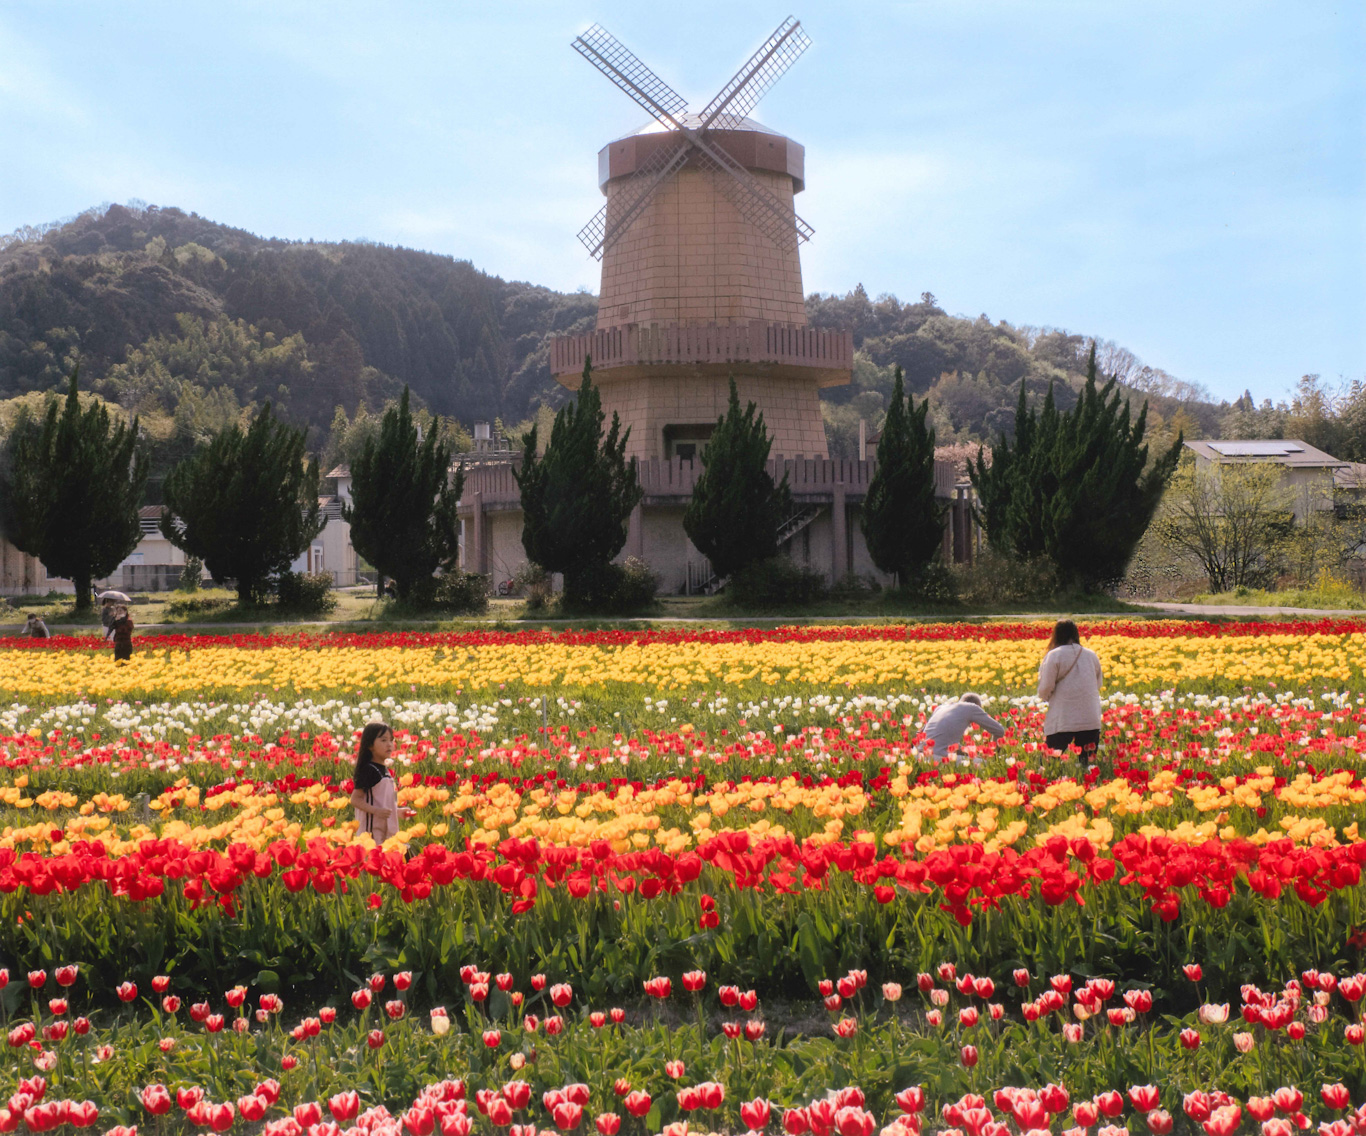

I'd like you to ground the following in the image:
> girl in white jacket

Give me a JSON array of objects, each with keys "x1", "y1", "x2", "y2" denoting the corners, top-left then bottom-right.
[
  {"x1": 1036, "y1": 619, "x2": 1103, "y2": 765},
  {"x1": 351, "y1": 721, "x2": 402, "y2": 845}
]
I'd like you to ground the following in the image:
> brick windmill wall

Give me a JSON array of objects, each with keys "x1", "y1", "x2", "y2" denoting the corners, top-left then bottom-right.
[{"x1": 551, "y1": 118, "x2": 851, "y2": 461}]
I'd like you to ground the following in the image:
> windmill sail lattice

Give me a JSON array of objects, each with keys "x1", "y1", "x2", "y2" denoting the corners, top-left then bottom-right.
[{"x1": 572, "y1": 17, "x2": 814, "y2": 260}]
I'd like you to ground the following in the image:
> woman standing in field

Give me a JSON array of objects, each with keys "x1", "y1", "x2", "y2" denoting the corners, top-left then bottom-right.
[
  {"x1": 351, "y1": 721, "x2": 404, "y2": 845},
  {"x1": 108, "y1": 605, "x2": 135, "y2": 663},
  {"x1": 1037, "y1": 619, "x2": 1103, "y2": 767}
]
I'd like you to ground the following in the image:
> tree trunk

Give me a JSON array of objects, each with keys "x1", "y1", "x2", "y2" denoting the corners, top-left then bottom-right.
[
  {"x1": 72, "y1": 571, "x2": 93, "y2": 613},
  {"x1": 238, "y1": 577, "x2": 254, "y2": 606},
  {"x1": 376, "y1": 574, "x2": 385, "y2": 599}
]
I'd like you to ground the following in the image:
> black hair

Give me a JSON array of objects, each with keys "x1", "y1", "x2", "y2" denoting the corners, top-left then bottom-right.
[
  {"x1": 353, "y1": 720, "x2": 393, "y2": 783},
  {"x1": 1048, "y1": 619, "x2": 1081, "y2": 652}
]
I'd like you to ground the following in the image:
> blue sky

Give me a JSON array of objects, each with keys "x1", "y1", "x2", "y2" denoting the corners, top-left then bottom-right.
[{"x1": 1, "y1": 1, "x2": 1361, "y2": 404}]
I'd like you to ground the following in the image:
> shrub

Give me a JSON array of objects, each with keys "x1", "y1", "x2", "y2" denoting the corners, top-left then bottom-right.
[
  {"x1": 727, "y1": 557, "x2": 827, "y2": 609},
  {"x1": 276, "y1": 571, "x2": 337, "y2": 614},
  {"x1": 177, "y1": 556, "x2": 204, "y2": 593},
  {"x1": 560, "y1": 557, "x2": 659, "y2": 615},
  {"x1": 953, "y1": 547, "x2": 1058, "y2": 606},
  {"x1": 432, "y1": 570, "x2": 490, "y2": 615},
  {"x1": 514, "y1": 562, "x2": 554, "y2": 611},
  {"x1": 898, "y1": 559, "x2": 958, "y2": 604}
]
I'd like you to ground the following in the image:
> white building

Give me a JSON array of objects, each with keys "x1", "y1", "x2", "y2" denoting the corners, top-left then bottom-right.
[{"x1": 1183, "y1": 439, "x2": 1347, "y2": 522}]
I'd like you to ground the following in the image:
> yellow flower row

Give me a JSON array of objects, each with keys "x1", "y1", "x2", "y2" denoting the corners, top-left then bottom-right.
[
  {"x1": 8, "y1": 766, "x2": 1363, "y2": 859},
  {"x1": 4, "y1": 629, "x2": 1364, "y2": 696}
]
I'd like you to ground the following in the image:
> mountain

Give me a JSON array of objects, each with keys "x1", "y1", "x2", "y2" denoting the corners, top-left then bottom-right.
[{"x1": 0, "y1": 202, "x2": 1226, "y2": 466}]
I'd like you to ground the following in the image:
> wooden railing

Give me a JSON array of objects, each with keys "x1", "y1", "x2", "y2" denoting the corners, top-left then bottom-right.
[
  {"x1": 459, "y1": 455, "x2": 959, "y2": 507},
  {"x1": 550, "y1": 320, "x2": 853, "y2": 377}
]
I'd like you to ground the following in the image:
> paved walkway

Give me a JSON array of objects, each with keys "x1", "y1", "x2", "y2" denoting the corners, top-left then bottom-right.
[
  {"x1": 1135, "y1": 601, "x2": 1364, "y2": 618},
  {"x1": 18, "y1": 604, "x2": 1362, "y2": 634}
]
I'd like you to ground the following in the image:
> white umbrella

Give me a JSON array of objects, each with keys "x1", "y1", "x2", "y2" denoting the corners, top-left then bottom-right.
[{"x1": 98, "y1": 590, "x2": 131, "y2": 603}]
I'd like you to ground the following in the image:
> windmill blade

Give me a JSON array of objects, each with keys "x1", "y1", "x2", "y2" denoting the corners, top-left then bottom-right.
[
  {"x1": 697, "y1": 16, "x2": 811, "y2": 131},
  {"x1": 572, "y1": 24, "x2": 689, "y2": 130},
  {"x1": 689, "y1": 131, "x2": 814, "y2": 250},
  {"x1": 577, "y1": 137, "x2": 693, "y2": 260}
]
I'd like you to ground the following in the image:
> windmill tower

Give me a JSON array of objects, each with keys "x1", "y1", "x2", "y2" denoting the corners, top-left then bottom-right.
[{"x1": 550, "y1": 17, "x2": 851, "y2": 461}]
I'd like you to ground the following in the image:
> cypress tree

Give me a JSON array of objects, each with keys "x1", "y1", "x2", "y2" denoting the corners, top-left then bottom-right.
[
  {"x1": 970, "y1": 345, "x2": 1182, "y2": 590},
  {"x1": 683, "y1": 378, "x2": 792, "y2": 578},
  {"x1": 515, "y1": 359, "x2": 642, "y2": 605},
  {"x1": 161, "y1": 402, "x2": 323, "y2": 604},
  {"x1": 342, "y1": 387, "x2": 463, "y2": 601},
  {"x1": 0, "y1": 369, "x2": 148, "y2": 611},
  {"x1": 860, "y1": 366, "x2": 945, "y2": 585}
]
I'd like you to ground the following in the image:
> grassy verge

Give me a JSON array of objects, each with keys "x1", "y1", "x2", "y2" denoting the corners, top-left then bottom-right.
[{"x1": 1190, "y1": 584, "x2": 1366, "y2": 610}]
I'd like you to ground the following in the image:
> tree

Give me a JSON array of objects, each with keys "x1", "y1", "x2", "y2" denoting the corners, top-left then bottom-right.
[
  {"x1": 342, "y1": 387, "x2": 464, "y2": 601},
  {"x1": 1153, "y1": 459, "x2": 1297, "y2": 592},
  {"x1": 161, "y1": 402, "x2": 323, "y2": 604},
  {"x1": 0, "y1": 370, "x2": 148, "y2": 610},
  {"x1": 972, "y1": 344, "x2": 1183, "y2": 591},
  {"x1": 861, "y1": 366, "x2": 944, "y2": 584},
  {"x1": 684, "y1": 378, "x2": 792, "y2": 579},
  {"x1": 515, "y1": 359, "x2": 642, "y2": 605}
]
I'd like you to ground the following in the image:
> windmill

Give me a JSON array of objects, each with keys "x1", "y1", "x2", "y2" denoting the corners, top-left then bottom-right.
[{"x1": 573, "y1": 17, "x2": 815, "y2": 261}]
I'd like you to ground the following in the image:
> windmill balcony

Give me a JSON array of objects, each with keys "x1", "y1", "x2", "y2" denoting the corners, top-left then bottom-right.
[{"x1": 550, "y1": 319, "x2": 853, "y2": 389}]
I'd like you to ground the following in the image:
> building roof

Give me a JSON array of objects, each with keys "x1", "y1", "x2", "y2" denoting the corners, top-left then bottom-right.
[
  {"x1": 614, "y1": 113, "x2": 784, "y2": 141},
  {"x1": 326, "y1": 464, "x2": 350, "y2": 479},
  {"x1": 1184, "y1": 439, "x2": 1346, "y2": 468},
  {"x1": 1335, "y1": 462, "x2": 1366, "y2": 491}
]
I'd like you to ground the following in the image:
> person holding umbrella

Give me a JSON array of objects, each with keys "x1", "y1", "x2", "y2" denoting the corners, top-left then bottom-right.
[{"x1": 107, "y1": 604, "x2": 134, "y2": 663}]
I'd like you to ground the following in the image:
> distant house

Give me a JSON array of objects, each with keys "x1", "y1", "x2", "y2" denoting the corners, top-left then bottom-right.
[
  {"x1": 1183, "y1": 439, "x2": 1347, "y2": 522},
  {"x1": 0, "y1": 536, "x2": 60, "y2": 596}
]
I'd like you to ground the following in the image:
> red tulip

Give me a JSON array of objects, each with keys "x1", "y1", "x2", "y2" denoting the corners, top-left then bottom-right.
[
  {"x1": 596, "y1": 1112, "x2": 621, "y2": 1136},
  {"x1": 531, "y1": 974, "x2": 547, "y2": 990},
  {"x1": 502, "y1": 1082, "x2": 531, "y2": 1110},
  {"x1": 613, "y1": 1081, "x2": 631, "y2": 1099},
  {"x1": 329, "y1": 1092, "x2": 360, "y2": 1123},
  {"x1": 1013, "y1": 969, "x2": 1031, "y2": 987},
  {"x1": 367, "y1": 1029, "x2": 385, "y2": 1049},
  {"x1": 482, "y1": 1029, "x2": 501, "y2": 1048},
  {"x1": 665, "y1": 1060, "x2": 685, "y2": 1080},
  {"x1": 1183, "y1": 964, "x2": 1203, "y2": 982},
  {"x1": 140, "y1": 1086, "x2": 172, "y2": 1116},
  {"x1": 205, "y1": 1014, "x2": 225, "y2": 1033},
  {"x1": 623, "y1": 1092, "x2": 651, "y2": 1119},
  {"x1": 681, "y1": 970, "x2": 706, "y2": 992},
  {"x1": 319, "y1": 1006, "x2": 336, "y2": 1025},
  {"x1": 115, "y1": 982, "x2": 137, "y2": 1003},
  {"x1": 1050, "y1": 975, "x2": 1072, "y2": 994},
  {"x1": 394, "y1": 971, "x2": 413, "y2": 991},
  {"x1": 551, "y1": 983, "x2": 573, "y2": 1007},
  {"x1": 960, "y1": 1044, "x2": 978, "y2": 1067},
  {"x1": 1147, "y1": 1110, "x2": 1173, "y2": 1135},
  {"x1": 1321, "y1": 1085, "x2": 1350, "y2": 1111},
  {"x1": 590, "y1": 1012, "x2": 606, "y2": 1028},
  {"x1": 834, "y1": 1106, "x2": 876, "y2": 1136},
  {"x1": 741, "y1": 1100, "x2": 771, "y2": 1130},
  {"x1": 27, "y1": 971, "x2": 46, "y2": 990},
  {"x1": 1271, "y1": 1089, "x2": 1303, "y2": 1115},
  {"x1": 609, "y1": 1007, "x2": 624, "y2": 1023},
  {"x1": 552, "y1": 1102, "x2": 584, "y2": 1130},
  {"x1": 1129, "y1": 1087, "x2": 1160, "y2": 1112},
  {"x1": 294, "y1": 1102, "x2": 322, "y2": 1128},
  {"x1": 745, "y1": 1020, "x2": 766, "y2": 1041},
  {"x1": 176, "y1": 1088, "x2": 204, "y2": 1111},
  {"x1": 237, "y1": 1096, "x2": 267, "y2": 1122},
  {"x1": 352, "y1": 989, "x2": 372, "y2": 1010},
  {"x1": 282, "y1": 1054, "x2": 300, "y2": 1069},
  {"x1": 495, "y1": 973, "x2": 514, "y2": 991},
  {"x1": 74, "y1": 1017, "x2": 90, "y2": 1036},
  {"x1": 1096, "y1": 1093, "x2": 1124, "y2": 1119},
  {"x1": 785, "y1": 1108, "x2": 812, "y2": 1135},
  {"x1": 720, "y1": 985, "x2": 740, "y2": 1006},
  {"x1": 386, "y1": 1000, "x2": 406, "y2": 1020},
  {"x1": 487, "y1": 1101, "x2": 514, "y2": 1129},
  {"x1": 1179, "y1": 1028, "x2": 1201, "y2": 1049},
  {"x1": 68, "y1": 1105, "x2": 99, "y2": 1131},
  {"x1": 1346, "y1": 1024, "x2": 1364, "y2": 1045},
  {"x1": 1073, "y1": 1102, "x2": 1099, "y2": 1128},
  {"x1": 207, "y1": 1102, "x2": 234, "y2": 1132},
  {"x1": 896, "y1": 1088, "x2": 926, "y2": 1115},
  {"x1": 255, "y1": 1080, "x2": 280, "y2": 1105},
  {"x1": 54, "y1": 967, "x2": 78, "y2": 989},
  {"x1": 150, "y1": 975, "x2": 169, "y2": 993},
  {"x1": 405, "y1": 1106, "x2": 436, "y2": 1136},
  {"x1": 1201, "y1": 1106, "x2": 1241, "y2": 1136},
  {"x1": 369, "y1": 974, "x2": 387, "y2": 992}
]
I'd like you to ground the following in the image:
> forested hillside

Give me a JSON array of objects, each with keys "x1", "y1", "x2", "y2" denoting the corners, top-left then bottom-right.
[{"x1": 0, "y1": 200, "x2": 1289, "y2": 472}]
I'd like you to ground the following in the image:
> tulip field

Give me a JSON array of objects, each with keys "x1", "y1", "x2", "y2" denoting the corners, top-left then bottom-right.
[{"x1": 2, "y1": 620, "x2": 1366, "y2": 1136}]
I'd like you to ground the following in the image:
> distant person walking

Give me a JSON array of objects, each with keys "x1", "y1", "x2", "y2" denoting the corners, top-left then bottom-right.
[
  {"x1": 1037, "y1": 619, "x2": 1103, "y2": 765},
  {"x1": 921, "y1": 693, "x2": 1005, "y2": 763},
  {"x1": 23, "y1": 614, "x2": 51, "y2": 639},
  {"x1": 107, "y1": 605, "x2": 134, "y2": 663}
]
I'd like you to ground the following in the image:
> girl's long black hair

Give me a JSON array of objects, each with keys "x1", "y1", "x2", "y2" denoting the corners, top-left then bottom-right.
[
  {"x1": 353, "y1": 721, "x2": 393, "y2": 783},
  {"x1": 1047, "y1": 619, "x2": 1081, "y2": 653}
]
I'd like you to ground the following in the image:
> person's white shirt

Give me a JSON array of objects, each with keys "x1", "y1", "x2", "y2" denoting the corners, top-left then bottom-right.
[
  {"x1": 922, "y1": 698, "x2": 1005, "y2": 758},
  {"x1": 1037, "y1": 644, "x2": 1103, "y2": 734},
  {"x1": 354, "y1": 763, "x2": 400, "y2": 844}
]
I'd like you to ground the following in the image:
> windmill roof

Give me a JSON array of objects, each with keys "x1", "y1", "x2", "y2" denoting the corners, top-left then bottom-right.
[{"x1": 614, "y1": 113, "x2": 787, "y2": 141}]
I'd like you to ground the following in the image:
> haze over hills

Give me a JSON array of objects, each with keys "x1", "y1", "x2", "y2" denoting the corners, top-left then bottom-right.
[{"x1": 0, "y1": 202, "x2": 1230, "y2": 467}]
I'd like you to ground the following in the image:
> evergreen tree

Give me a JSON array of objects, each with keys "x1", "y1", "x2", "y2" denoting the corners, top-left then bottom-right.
[
  {"x1": 161, "y1": 402, "x2": 323, "y2": 604},
  {"x1": 342, "y1": 387, "x2": 463, "y2": 600},
  {"x1": 684, "y1": 378, "x2": 792, "y2": 578},
  {"x1": 0, "y1": 369, "x2": 148, "y2": 610},
  {"x1": 970, "y1": 344, "x2": 1183, "y2": 590},
  {"x1": 515, "y1": 359, "x2": 642, "y2": 605},
  {"x1": 860, "y1": 366, "x2": 945, "y2": 584}
]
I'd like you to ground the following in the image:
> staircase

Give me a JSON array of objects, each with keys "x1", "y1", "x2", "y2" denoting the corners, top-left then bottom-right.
[{"x1": 685, "y1": 507, "x2": 824, "y2": 596}]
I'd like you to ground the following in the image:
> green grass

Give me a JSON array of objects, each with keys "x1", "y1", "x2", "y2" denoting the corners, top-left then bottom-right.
[{"x1": 1190, "y1": 583, "x2": 1366, "y2": 610}]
